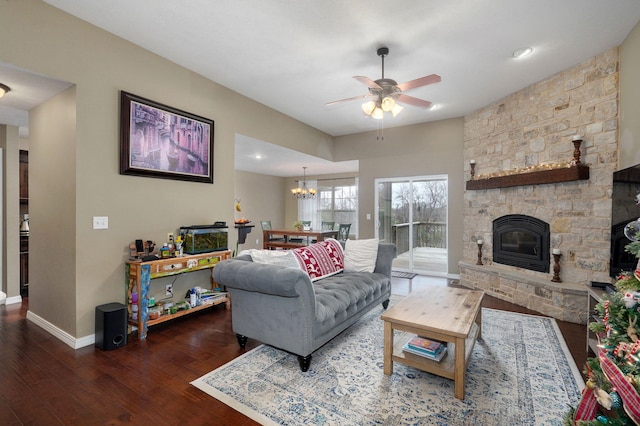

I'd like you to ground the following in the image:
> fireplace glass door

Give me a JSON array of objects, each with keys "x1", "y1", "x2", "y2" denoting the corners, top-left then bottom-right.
[{"x1": 375, "y1": 175, "x2": 448, "y2": 275}]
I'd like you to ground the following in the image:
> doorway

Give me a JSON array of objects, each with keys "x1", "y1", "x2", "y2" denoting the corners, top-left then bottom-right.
[{"x1": 375, "y1": 175, "x2": 448, "y2": 275}]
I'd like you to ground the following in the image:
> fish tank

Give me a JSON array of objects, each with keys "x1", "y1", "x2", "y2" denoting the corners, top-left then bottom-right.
[{"x1": 179, "y1": 224, "x2": 228, "y2": 254}]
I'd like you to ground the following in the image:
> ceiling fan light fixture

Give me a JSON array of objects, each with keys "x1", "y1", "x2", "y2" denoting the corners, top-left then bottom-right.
[
  {"x1": 380, "y1": 96, "x2": 396, "y2": 112},
  {"x1": 0, "y1": 82, "x2": 11, "y2": 99},
  {"x1": 371, "y1": 107, "x2": 384, "y2": 120},
  {"x1": 391, "y1": 103, "x2": 404, "y2": 117},
  {"x1": 362, "y1": 100, "x2": 377, "y2": 116}
]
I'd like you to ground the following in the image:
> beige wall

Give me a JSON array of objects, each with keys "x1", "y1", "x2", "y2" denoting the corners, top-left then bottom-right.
[
  {"x1": 620, "y1": 19, "x2": 640, "y2": 169},
  {"x1": 1, "y1": 126, "x2": 20, "y2": 299},
  {"x1": 334, "y1": 118, "x2": 465, "y2": 274},
  {"x1": 234, "y1": 170, "x2": 286, "y2": 251},
  {"x1": 29, "y1": 87, "x2": 78, "y2": 333},
  {"x1": 0, "y1": 0, "x2": 333, "y2": 339}
]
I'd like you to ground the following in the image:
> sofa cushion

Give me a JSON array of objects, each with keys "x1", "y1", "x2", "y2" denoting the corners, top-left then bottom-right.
[
  {"x1": 344, "y1": 238, "x2": 379, "y2": 273},
  {"x1": 313, "y1": 271, "x2": 390, "y2": 330},
  {"x1": 291, "y1": 238, "x2": 344, "y2": 282}
]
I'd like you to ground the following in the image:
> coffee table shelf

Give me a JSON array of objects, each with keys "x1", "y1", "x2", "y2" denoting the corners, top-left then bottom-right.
[
  {"x1": 392, "y1": 323, "x2": 480, "y2": 380},
  {"x1": 381, "y1": 286, "x2": 484, "y2": 400}
]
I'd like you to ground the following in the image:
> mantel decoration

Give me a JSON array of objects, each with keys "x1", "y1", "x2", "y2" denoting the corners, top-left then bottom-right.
[
  {"x1": 476, "y1": 239, "x2": 484, "y2": 265},
  {"x1": 467, "y1": 136, "x2": 589, "y2": 190},
  {"x1": 551, "y1": 249, "x2": 562, "y2": 283},
  {"x1": 119, "y1": 91, "x2": 214, "y2": 184},
  {"x1": 291, "y1": 166, "x2": 316, "y2": 199}
]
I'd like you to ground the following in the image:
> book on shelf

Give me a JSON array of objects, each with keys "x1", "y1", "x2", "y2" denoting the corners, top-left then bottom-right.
[
  {"x1": 402, "y1": 343, "x2": 448, "y2": 362},
  {"x1": 406, "y1": 336, "x2": 446, "y2": 356}
]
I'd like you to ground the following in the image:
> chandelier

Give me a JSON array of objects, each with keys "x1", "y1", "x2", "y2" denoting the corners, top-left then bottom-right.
[{"x1": 291, "y1": 166, "x2": 316, "y2": 199}]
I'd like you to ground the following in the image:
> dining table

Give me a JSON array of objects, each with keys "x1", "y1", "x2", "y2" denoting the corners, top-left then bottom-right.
[{"x1": 263, "y1": 228, "x2": 339, "y2": 249}]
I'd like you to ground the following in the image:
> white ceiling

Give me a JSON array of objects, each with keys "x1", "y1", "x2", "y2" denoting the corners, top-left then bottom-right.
[{"x1": 2, "y1": 0, "x2": 639, "y2": 176}]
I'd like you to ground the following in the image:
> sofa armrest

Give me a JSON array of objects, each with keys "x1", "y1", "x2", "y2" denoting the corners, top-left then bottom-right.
[{"x1": 212, "y1": 257, "x2": 318, "y2": 357}]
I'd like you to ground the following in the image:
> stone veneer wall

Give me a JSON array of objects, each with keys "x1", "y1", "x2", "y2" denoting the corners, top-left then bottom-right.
[{"x1": 460, "y1": 48, "x2": 619, "y2": 324}]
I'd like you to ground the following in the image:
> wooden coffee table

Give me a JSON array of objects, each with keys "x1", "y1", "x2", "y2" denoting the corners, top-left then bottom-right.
[{"x1": 381, "y1": 286, "x2": 484, "y2": 400}]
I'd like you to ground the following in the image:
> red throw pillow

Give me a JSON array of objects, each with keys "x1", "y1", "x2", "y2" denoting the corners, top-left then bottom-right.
[{"x1": 291, "y1": 238, "x2": 344, "y2": 282}]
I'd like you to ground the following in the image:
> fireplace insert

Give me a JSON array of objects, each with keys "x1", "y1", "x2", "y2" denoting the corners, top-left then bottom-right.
[{"x1": 493, "y1": 215, "x2": 550, "y2": 273}]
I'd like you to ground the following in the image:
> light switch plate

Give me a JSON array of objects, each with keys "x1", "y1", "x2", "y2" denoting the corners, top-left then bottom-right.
[{"x1": 93, "y1": 216, "x2": 108, "y2": 229}]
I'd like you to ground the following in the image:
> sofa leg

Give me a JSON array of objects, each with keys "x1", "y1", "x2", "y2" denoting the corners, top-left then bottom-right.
[
  {"x1": 236, "y1": 334, "x2": 248, "y2": 349},
  {"x1": 297, "y1": 355, "x2": 312, "y2": 372},
  {"x1": 382, "y1": 299, "x2": 390, "y2": 309}
]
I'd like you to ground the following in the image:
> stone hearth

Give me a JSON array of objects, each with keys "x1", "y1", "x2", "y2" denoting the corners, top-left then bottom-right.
[{"x1": 459, "y1": 262, "x2": 587, "y2": 323}]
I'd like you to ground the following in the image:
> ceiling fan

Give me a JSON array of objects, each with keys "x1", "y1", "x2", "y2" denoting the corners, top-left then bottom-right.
[{"x1": 326, "y1": 47, "x2": 441, "y2": 119}]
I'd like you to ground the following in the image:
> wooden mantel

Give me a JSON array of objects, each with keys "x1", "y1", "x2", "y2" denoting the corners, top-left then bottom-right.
[{"x1": 466, "y1": 164, "x2": 589, "y2": 190}]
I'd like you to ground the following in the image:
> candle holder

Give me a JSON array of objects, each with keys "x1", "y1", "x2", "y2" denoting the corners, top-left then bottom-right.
[
  {"x1": 551, "y1": 253, "x2": 562, "y2": 283},
  {"x1": 476, "y1": 241, "x2": 483, "y2": 265},
  {"x1": 470, "y1": 162, "x2": 476, "y2": 180},
  {"x1": 572, "y1": 138, "x2": 582, "y2": 165}
]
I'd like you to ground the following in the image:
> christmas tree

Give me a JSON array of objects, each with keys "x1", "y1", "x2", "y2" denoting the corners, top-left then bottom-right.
[{"x1": 565, "y1": 220, "x2": 640, "y2": 425}]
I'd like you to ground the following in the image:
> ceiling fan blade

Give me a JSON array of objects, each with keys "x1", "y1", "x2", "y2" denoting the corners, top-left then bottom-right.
[
  {"x1": 396, "y1": 94, "x2": 432, "y2": 109},
  {"x1": 396, "y1": 74, "x2": 441, "y2": 91},
  {"x1": 325, "y1": 94, "x2": 375, "y2": 106},
  {"x1": 353, "y1": 76, "x2": 382, "y2": 89}
]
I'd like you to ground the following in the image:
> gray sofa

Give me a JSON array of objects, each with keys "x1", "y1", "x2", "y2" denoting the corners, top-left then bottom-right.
[{"x1": 212, "y1": 242, "x2": 396, "y2": 371}]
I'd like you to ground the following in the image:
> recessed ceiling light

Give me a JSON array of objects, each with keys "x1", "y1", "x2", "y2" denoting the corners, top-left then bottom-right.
[
  {"x1": 254, "y1": 154, "x2": 262, "y2": 159},
  {"x1": 430, "y1": 104, "x2": 441, "y2": 111},
  {"x1": 512, "y1": 47, "x2": 533, "y2": 59}
]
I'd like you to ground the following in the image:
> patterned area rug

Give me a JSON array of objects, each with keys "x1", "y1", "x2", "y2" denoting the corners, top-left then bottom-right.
[{"x1": 191, "y1": 297, "x2": 583, "y2": 425}]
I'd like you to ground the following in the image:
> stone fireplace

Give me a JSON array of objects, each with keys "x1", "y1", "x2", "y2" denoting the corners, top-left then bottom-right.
[{"x1": 459, "y1": 48, "x2": 619, "y2": 324}]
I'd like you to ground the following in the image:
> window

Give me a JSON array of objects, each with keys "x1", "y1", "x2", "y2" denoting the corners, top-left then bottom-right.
[{"x1": 299, "y1": 177, "x2": 358, "y2": 237}]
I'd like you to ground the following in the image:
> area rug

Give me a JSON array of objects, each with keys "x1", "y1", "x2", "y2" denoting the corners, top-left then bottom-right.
[
  {"x1": 391, "y1": 271, "x2": 417, "y2": 279},
  {"x1": 191, "y1": 298, "x2": 584, "y2": 425}
]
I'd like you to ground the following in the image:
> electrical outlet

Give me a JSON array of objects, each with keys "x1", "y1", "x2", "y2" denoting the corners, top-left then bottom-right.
[
  {"x1": 256, "y1": 239, "x2": 259, "y2": 245},
  {"x1": 167, "y1": 233, "x2": 174, "y2": 244},
  {"x1": 165, "y1": 283, "x2": 173, "y2": 297}
]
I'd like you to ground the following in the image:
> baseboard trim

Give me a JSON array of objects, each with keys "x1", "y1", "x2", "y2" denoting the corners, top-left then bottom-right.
[
  {"x1": 5, "y1": 295, "x2": 23, "y2": 305},
  {"x1": 26, "y1": 310, "x2": 95, "y2": 349}
]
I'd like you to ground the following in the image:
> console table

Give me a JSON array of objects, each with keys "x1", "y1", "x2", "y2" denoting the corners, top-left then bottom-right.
[
  {"x1": 125, "y1": 250, "x2": 231, "y2": 339},
  {"x1": 263, "y1": 228, "x2": 338, "y2": 249}
]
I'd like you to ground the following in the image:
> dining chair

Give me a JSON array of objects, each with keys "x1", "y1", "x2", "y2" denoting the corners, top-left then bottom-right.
[
  {"x1": 290, "y1": 220, "x2": 312, "y2": 243},
  {"x1": 337, "y1": 223, "x2": 351, "y2": 241},
  {"x1": 260, "y1": 220, "x2": 284, "y2": 243},
  {"x1": 312, "y1": 221, "x2": 336, "y2": 243},
  {"x1": 321, "y1": 221, "x2": 335, "y2": 231}
]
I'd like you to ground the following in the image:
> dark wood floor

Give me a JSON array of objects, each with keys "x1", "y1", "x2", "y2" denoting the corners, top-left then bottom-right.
[{"x1": 0, "y1": 276, "x2": 587, "y2": 425}]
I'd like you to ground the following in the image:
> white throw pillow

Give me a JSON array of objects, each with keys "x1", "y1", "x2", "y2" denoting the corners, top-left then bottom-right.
[
  {"x1": 344, "y1": 238, "x2": 379, "y2": 273},
  {"x1": 239, "y1": 249, "x2": 301, "y2": 269}
]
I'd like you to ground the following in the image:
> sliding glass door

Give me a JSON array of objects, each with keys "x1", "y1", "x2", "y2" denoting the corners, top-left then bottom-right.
[{"x1": 375, "y1": 175, "x2": 448, "y2": 275}]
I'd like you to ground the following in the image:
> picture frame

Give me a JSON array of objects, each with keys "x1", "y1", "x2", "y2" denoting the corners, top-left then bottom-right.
[{"x1": 120, "y1": 91, "x2": 214, "y2": 183}]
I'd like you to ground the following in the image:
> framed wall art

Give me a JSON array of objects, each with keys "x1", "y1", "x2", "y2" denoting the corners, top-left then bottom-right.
[{"x1": 120, "y1": 91, "x2": 214, "y2": 183}]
